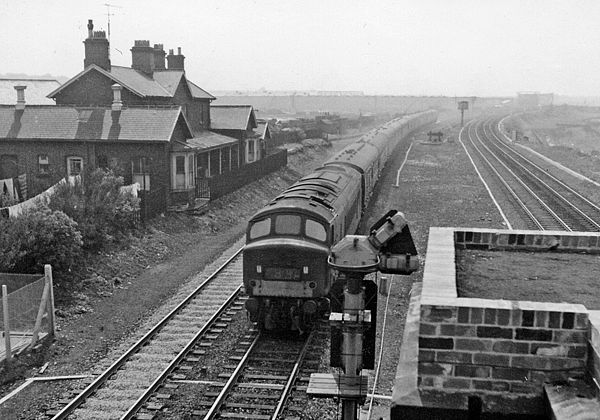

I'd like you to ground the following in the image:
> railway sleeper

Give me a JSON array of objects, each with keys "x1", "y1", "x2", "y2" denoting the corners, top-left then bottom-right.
[
  {"x1": 229, "y1": 392, "x2": 281, "y2": 400},
  {"x1": 208, "y1": 328, "x2": 224, "y2": 334},
  {"x1": 203, "y1": 391, "x2": 221, "y2": 397},
  {"x1": 219, "y1": 413, "x2": 271, "y2": 420},
  {"x1": 243, "y1": 374, "x2": 288, "y2": 380},
  {"x1": 145, "y1": 402, "x2": 163, "y2": 410},
  {"x1": 235, "y1": 382, "x2": 284, "y2": 390},
  {"x1": 249, "y1": 356, "x2": 296, "y2": 363},
  {"x1": 224, "y1": 402, "x2": 277, "y2": 410}
]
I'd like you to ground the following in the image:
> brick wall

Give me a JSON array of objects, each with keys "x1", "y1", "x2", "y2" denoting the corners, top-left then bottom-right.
[
  {"x1": 419, "y1": 300, "x2": 588, "y2": 414},
  {"x1": 0, "y1": 139, "x2": 170, "y2": 211},
  {"x1": 413, "y1": 227, "x2": 599, "y2": 416},
  {"x1": 454, "y1": 228, "x2": 600, "y2": 253}
]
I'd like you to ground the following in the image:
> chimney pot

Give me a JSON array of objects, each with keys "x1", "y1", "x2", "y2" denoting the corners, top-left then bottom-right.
[
  {"x1": 14, "y1": 85, "x2": 26, "y2": 110},
  {"x1": 111, "y1": 84, "x2": 123, "y2": 111},
  {"x1": 167, "y1": 47, "x2": 185, "y2": 70},
  {"x1": 84, "y1": 19, "x2": 110, "y2": 70},
  {"x1": 153, "y1": 43, "x2": 166, "y2": 70},
  {"x1": 131, "y1": 40, "x2": 155, "y2": 75}
]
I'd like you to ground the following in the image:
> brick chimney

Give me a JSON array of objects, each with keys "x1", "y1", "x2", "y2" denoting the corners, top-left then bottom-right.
[
  {"x1": 153, "y1": 44, "x2": 166, "y2": 70},
  {"x1": 167, "y1": 47, "x2": 185, "y2": 70},
  {"x1": 14, "y1": 85, "x2": 26, "y2": 110},
  {"x1": 131, "y1": 40, "x2": 155, "y2": 75},
  {"x1": 111, "y1": 84, "x2": 123, "y2": 111},
  {"x1": 83, "y1": 19, "x2": 111, "y2": 70}
]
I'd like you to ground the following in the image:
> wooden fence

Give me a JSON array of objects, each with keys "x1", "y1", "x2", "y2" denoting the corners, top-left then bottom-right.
[
  {"x1": 1, "y1": 265, "x2": 55, "y2": 364},
  {"x1": 205, "y1": 148, "x2": 288, "y2": 200}
]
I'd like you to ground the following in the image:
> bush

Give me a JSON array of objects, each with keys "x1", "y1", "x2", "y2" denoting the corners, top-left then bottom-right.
[
  {"x1": 0, "y1": 192, "x2": 18, "y2": 207},
  {"x1": 49, "y1": 169, "x2": 140, "y2": 250},
  {"x1": 0, "y1": 206, "x2": 83, "y2": 273}
]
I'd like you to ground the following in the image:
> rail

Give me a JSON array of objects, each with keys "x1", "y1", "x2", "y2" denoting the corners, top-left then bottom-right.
[{"x1": 51, "y1": 246, "x2": 244, "y2": 420}]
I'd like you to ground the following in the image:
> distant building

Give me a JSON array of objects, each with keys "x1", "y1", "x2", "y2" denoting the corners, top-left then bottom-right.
[
  {"x1": 517, "y1": 92, "x2": 554, "y2": 108},
  {"x1": 212, "y1": 90, "x2": 365, "y2": 96},
  {"x1": 0, "y1": 78, "x2": 60, "y2": 105}
]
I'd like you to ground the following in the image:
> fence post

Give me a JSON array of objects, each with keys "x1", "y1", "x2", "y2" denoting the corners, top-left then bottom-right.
[
  {"x1": 2, "y1": 284, "x2": 11, "y2": 362},
  {"x1": 45, "y1": 265, "x2": 56, "y2": 337},
  {"x1": 31, "y1": 271, "x2": 51, "y2": 347}
]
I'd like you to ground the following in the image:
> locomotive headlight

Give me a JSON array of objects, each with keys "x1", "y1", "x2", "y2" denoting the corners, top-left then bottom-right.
[
  {"x1": 303, "y1": 266, "x2": 309, "y2": 274},
  {"x1": 256, "y1": 265, "x2": 262, "y2": 273}
]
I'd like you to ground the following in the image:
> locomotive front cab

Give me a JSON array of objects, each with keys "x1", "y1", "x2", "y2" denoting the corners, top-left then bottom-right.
[{"x1": 243, "y1": 211, "x2": 332, "y2": 330}]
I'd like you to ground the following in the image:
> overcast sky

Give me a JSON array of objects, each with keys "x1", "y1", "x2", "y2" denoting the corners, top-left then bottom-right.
[{"x1": 2, "y1": 0, "x2": 599, "y2": 97}]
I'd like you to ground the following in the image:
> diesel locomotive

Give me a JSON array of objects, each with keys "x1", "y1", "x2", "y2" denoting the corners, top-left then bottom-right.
[{"x1": 243, "y1": 110, "x2": 438, "y2": 331}]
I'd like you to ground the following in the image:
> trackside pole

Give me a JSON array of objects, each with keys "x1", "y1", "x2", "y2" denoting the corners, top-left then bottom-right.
[
  {"x1": 46, "y1": 265, "x2": 56, "y2": 337},
  {"x1": 3, "y1": 284, "x2": 11, "y2": 362}
]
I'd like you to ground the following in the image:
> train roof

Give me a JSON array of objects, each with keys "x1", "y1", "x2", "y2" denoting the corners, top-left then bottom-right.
[
  {"x1": 249, "y1": 165, "x2": 360, "y2": 223},
  {"x1": 323, "y1": 141, "x2": 379, "y2": 174}
]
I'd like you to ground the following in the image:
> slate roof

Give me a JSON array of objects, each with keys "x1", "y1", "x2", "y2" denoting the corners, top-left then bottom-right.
[
  {"x1": 255, "y1": 122, "x2": 271, "y2": 140},
  {"x1": 47, "y1": 65, "x2": 215, "y2": 100},
  {"x1": 0, "y1": 79, "x2": 60, "y2": 105},
  {"x1": 210, "y1": 105, "x2": 257, "y2": 130},
  {"x1": 0, "y1": 105, "x2": 191, "y2": 142},
  {"x1": 182, "y1": 130, "x2": 238, "y2": 151}
]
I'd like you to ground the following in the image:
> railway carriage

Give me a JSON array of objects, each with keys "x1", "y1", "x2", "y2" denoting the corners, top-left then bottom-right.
[{"x1": 243, "y1": 110, "x2": 438, "y2": 331}]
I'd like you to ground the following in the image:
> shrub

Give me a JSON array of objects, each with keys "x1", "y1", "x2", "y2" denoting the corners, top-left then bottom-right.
[
  {"x1": 0, "y1": 192, "x2": 18, "y2": 207},
  {"x1": 0, "y1": 206, "x2": 83, "y2": 273},
  {"x1": 48, "y1": 168, "x2": 140, "y2": 250}
]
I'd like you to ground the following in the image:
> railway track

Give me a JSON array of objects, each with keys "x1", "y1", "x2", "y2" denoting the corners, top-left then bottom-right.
[
  {"x1": 462, "y1": 117, "x2": 600, "y2": 231},
  {"x1": 50, "y1": 248, "x2": 245, "y2": 420},
  {"x1": 194, "y1": 326, "x2": 325, "y2": 420},
  {"x1": 484, "y1": 120, "x2": 600, "y2": 231}
]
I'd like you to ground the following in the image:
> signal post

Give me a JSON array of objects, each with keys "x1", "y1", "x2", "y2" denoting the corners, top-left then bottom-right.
[{"x1": 307, "y1": 210, "x2": 419, "y2": 420}]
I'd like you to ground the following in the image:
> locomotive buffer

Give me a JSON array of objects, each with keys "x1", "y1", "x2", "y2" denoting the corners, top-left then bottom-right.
[{"x1": 307, "y1": 210, "x2": 419, "y2": 420}]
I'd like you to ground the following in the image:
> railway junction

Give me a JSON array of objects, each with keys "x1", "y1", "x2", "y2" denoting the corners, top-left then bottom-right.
[{"x1": 2, "y1": 109, "x2": 600, "y2": 419}]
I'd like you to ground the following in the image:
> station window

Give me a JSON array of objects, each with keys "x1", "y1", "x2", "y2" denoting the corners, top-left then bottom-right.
[
  {"x1": 174, "y1": 156, "x2": 186, "y2": 189},
  {"x1": 38, "y1": 154, "x2": 49, "y2": 175},
  {"x1": 249, "y1": 218, "x2": 271, "y2": 239},
  {"x1": 248, "y1": 140, "x2": 256, "y2": 162},
  {"x1": 97, "y1": 155, "x2": 108, "y2": 169},
  {"x1": 132, "y1": 156, "x2": 151, "y2": 191},
  {"x1": 66, "y1": 156, "x2": 83, "y2": 176},
  {"x1": 306, "y1": 219, "x2": 327, "y2": 242},
  {"x1": 275, "y1": 214, "x2": 301, "y2": 235}
]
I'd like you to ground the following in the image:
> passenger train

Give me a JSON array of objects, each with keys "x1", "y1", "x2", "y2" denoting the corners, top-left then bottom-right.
[{"x1": 243, "y1": 110, "x2": 438, "y2": 331}]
